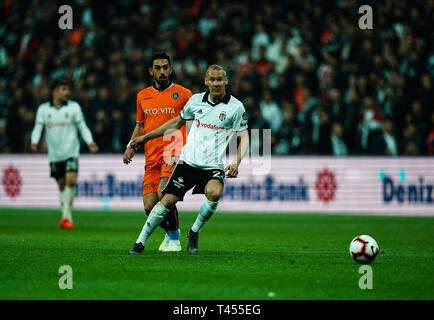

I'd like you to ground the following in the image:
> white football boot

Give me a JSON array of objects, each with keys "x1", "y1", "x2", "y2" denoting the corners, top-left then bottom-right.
[
  {"x1": 158, "y1": 233, "x2": 170, "y2": 251},
  {"x1": 162, "y1": 240, "x2": 182, "y2": 252}
]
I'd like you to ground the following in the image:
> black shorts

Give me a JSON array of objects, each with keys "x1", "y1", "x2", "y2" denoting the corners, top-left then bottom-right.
[
  {"x1": 161, "y1": 161, "x2": 225, "y2": 201},
  {"x1": 50, "y1": 157, "x2": 79, "y2": 179}
]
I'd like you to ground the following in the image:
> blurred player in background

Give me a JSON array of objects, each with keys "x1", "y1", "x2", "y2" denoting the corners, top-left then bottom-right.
[
  {"x1": 129, "y1": 64, "x2": 249, "y2": 255},
  {"x1": 30, "y1": 79, "x2": 99, "y2": 229},
  {"x1": 123, "y1": 52, "x2": 192, "y2": 252}
]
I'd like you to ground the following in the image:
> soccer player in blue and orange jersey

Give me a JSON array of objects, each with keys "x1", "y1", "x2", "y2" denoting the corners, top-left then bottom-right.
[{"x1": 123, "y1": 52, "x2": 192, "y2": 252}]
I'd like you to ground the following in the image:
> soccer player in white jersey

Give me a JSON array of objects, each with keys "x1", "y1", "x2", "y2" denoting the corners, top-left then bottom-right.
[
  {"x1": 128, "y1": 65, "x2": 249, "y2": 254},
  {"x1": 31, "y1": 79, "x2": 99, "y2": 229}
]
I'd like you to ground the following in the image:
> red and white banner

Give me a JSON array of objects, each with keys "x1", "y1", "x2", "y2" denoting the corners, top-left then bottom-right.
[{"x1": 1, "y1": 155, "x2": 433, "y2": 216}]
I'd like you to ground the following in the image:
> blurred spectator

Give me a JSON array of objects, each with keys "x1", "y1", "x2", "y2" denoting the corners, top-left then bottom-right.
[
  {"x1": 92, "y1": 110, "x2": 112, "y2": 152},
  {"x1": 330, "y1": 122, "x2": 348, "y2": 156},
  {"x1": 310, "y1": 106, "x2": 331, "y2": 154},
  {"x1": 372, "y1": 119, "x2": 399, "y2": 156},
  {"x1": 427, "y1": 112, "x2": 434, "y2": 155},
  {"x1": 0, "y1": 119, "x2": 9, "y2": 153},
  {"x1": 258, "y1": 90, "x2": 283, "y2": 132},
  {"x1": 358, "y1": 96, "x2": 384, "y2": 154},
  {"x1": 402, "y1": 122, "x2": 423, "y2": 156}
]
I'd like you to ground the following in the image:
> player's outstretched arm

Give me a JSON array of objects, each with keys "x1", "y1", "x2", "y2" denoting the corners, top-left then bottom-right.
[
  {"x1": 130, "y1": 116, "x2": 186, "y2": 150},
  {"x1": 225, "y1": 130, "x2": 249, "y2": 178}
]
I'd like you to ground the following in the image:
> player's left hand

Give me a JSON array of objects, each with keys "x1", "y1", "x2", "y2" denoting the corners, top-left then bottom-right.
[
  {"x1": 88, "y1": 142, "x2": 99, "y2": 153},
  {"x1": 225, "y1": 163, "x2": 239, "y2": 178},
  {"x1": 130, "y1": 135, "x2": 148, "y2": 150}
]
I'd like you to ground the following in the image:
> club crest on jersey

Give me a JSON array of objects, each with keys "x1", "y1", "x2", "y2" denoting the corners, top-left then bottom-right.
[
  {"x1": 172, "y1": 92, "x2": 179, "y2": 100},
  {"x1": 219, "y1": 111, "x2": 226, "y2": 121},
  {"x1": 178, "y1": 177, "x2": 184, "y2": 183},
  {"x1": 65, "y1": 113, "x2": 69, "y2": 118}
]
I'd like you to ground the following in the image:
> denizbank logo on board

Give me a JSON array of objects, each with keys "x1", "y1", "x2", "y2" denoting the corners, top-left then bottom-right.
[
  {"x1": 75, "y1": 174, "x2": 142, "y2": 198},
  {"x1": 75, "y1": 168, "x2": 338, "y2": 203},
  {"x1": 381, "y1": 170, "x2": 434, "y2": 204}
]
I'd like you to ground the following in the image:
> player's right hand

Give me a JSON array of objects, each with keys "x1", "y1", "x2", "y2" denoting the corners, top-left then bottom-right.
[
  {"x1": 123, "y1": 147, "x2": 135, "y2": 164},
  {"x1": 30, "y1": 144, "x2": 38, "y2": 152}
]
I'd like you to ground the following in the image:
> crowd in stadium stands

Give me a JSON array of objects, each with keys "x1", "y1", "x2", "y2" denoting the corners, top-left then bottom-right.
[{"x1": 1, "y1": 0, "x2": 433, "y2": 155}]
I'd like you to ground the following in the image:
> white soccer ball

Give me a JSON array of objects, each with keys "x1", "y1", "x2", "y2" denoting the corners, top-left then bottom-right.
[{"x1": 349, "y1": 235, "x2": 379, "y2": 264}]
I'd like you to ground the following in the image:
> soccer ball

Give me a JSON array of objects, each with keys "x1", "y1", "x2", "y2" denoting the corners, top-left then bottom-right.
[{"x1": 349, "y1": 235, "x2": 379, "y2": 264}]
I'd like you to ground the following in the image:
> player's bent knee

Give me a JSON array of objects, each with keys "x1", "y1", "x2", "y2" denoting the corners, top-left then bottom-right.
[{"x1": 205, "y1": 188, "x2": 223, "y2": 202}]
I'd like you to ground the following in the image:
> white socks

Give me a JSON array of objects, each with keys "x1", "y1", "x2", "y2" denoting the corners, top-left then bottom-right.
[
  {"x1": 62, "y1": 187, "x2": 75, "y2": 222},
  {"x1": 59, "y1": 190, "x2": 66, "y2": 207},
  {"x1": 136, "y1": 202, "x2": 169, "y2": 245},
  {"x1": 191, "y1": 199, "x2": 219, "y2": 233}
]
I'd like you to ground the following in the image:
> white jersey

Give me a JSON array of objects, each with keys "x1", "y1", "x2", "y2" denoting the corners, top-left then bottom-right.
[
  {"x1": 179, "y1": 91, "x2": 248, "y2": 170},
  {"x1": 31, "y1": 100, "x2": 94, "y2": 162}
]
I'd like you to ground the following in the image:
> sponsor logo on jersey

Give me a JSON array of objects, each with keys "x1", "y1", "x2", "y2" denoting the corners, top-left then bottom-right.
[
  {"x1": 173, "y1": 176, "x2": 185, "y2": 188},
  {"x1": 219, "y1": 111, "x2": 226, "y2": 121},
  {"x1": 195, "y1": 119, "x2": 224, "y2": 130},
  {"x1": 143, "y1": 107, "x2": 176, "y2": 115},
  {"x1": 46, "y1": 122, "x2": 72, "y2": 129},
  {"x1": 172, "y1": 92, "x2": 179, "y2": 100}
]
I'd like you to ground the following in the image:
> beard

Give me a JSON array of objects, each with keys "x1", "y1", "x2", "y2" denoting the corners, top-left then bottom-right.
[{"x1": 156, "y1": 77, "x2": 169, "y2": 87}]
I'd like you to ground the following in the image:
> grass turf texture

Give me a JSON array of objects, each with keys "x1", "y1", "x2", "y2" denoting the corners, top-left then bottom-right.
[{"x1": 0, "y1": 208, "x2": 433, "y2": 300}]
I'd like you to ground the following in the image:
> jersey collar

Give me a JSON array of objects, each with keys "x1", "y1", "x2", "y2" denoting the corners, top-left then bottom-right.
[
  {"x1": 152, "y1": 80, "x2": 173, "y2": 91},
  {"x1": 202, "y1": 90, "x2": 231, "y2": 106},
  {"x1": 49, "y1": 100, "x2": 68, "y2": 108}
]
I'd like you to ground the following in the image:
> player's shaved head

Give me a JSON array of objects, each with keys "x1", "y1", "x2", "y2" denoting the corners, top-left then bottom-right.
[
  {"x1": 205, "y1": 65, "x2": 228, "y2": 102},
  {"x1": 205, "y1": 65, "x2": 227, "y2": 78}
]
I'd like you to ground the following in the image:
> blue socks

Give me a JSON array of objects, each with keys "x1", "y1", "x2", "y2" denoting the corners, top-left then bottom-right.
[{"x1": 168, "y1": 229, "x2": 179, "y2": 240}]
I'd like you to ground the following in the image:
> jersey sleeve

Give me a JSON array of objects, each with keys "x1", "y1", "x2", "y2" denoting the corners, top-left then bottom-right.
[
  {"x1": 73, "y1": 103, "x2": 94, "y2": 144},
  {"x1": 136, "y1": 93, "x2": 144, "y2": 124},
  {"x1": 233, "y1": 104, "x2": 248, "y2": 132},
  {"x1": 73, "y1": 102, "x2": 85, "y2": 124},
  {"x1": 30, "y1": 105, "x2": 45, "y2": 144},
  {"x1": 34, "y1": 105, "x2": 45, "y2": 126},
  {"x1": 179, "y1": 95, "x2": 195, "y2": 120}
]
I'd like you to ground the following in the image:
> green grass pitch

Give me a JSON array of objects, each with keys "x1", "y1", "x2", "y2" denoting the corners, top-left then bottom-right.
[{"x1": 0, "y1": 208, "x2": 433, "y2": 300}]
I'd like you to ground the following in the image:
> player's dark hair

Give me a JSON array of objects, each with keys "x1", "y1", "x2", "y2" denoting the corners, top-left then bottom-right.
[
  {"x1": 149, "y1": 52, "x2": 171, "y2": 68},
  {"x1": 50, "y1": 78, "x2": 70, "y2": 92}
]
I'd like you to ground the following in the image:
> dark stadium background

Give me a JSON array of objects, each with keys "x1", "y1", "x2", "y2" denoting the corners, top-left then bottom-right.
[{"x1": 1, "y1": 0, "x2": 433, "y2": 156}]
